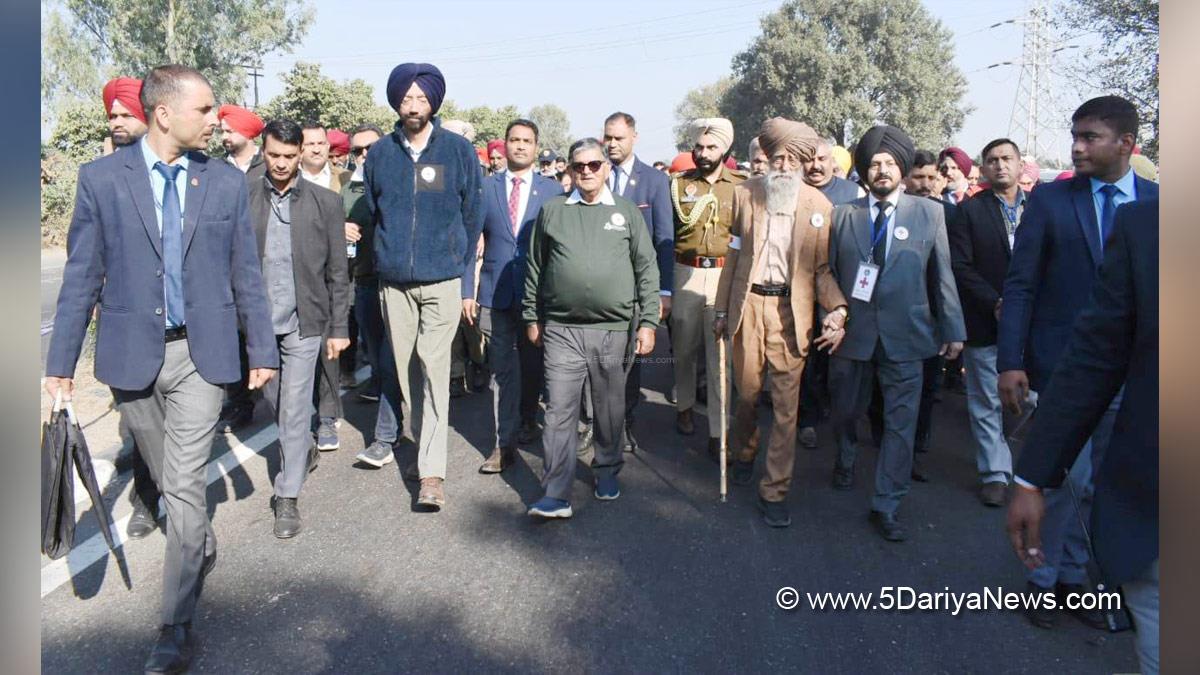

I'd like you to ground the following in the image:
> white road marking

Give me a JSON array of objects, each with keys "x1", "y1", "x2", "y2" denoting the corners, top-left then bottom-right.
[{"x1": 40, "y1": 366, "x2": 369, "y2": 598}]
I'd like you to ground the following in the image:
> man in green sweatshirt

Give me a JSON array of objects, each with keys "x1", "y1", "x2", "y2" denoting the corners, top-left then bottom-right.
[{"x1": 523, "y1": 137, "x2": 660, "y2": 518}]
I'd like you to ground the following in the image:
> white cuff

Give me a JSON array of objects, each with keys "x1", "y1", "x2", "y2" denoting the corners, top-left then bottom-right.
[
  {"x1": 729, "y1": 235, "x2": 741, "y2": 250},
  {"x1": 660, "y1": 290, "x2": 672, "y2": 297},
  {"x1": 1013, "y1": 476, "x2": 1038, "y2": 490}
]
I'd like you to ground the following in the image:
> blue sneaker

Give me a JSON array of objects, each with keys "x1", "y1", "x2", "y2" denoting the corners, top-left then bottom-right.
[
  {"x1": 527, "y1": 497, "x2": 573, "y2": 519},
  {"x1": 316, "y1": 417, "x2": 339, "y2": 451},
  {"x1": 594, "y1": 475, "x2": 620, "y2": 501}
]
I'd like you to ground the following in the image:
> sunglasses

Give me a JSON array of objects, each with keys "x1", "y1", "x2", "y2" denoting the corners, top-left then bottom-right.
[
  {"x1": 351, "y1": 146, "x2": 369, "y2": 156},
  {"x1": 570, "y1": 160, "x2": 605, "y2": 174}
]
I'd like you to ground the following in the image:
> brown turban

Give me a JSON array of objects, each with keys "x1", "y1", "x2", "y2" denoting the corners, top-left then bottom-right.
[
  {"x1": 690, "y1": 118, "x2": 734, "y2": 153},
  {"x1": 757, "y1": 117, "x2": 820, "y2": 163}
]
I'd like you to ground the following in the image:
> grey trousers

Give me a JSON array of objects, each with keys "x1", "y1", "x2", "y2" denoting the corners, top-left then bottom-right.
[
  {"x1": 541, "y1": 325, "x2": 628, "y2": 501},
  {"x1": 962, "y1": 345, "x2": 1013, "y2": 484},
  {"x1": 1123, "y1": 558, "x2": 1160, "y2": 675},
  {"x1": 478, "y1": 306, "x2": 522, "y2": 449},
  {"x1": 381, "y1": 278, "x2": 460, "y2": 479},
  {"x1": 111, "y1": 339, "x2": 224, "y2": 626},
  {"x1": 829, "y1": 344, "x2": 923, "y2": 515},
  {"x1": 264, "y1": 330, "x2": 322, "y2": 498},
  {"x1": 1028, "y1": 390, "x2": 1120, "y2": 588}
]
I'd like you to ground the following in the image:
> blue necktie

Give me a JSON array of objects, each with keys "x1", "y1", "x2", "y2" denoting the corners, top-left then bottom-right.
[
  {"x1": 1099, "y1": 183, "x2": 1119, "y2": 250},
  {"x1": 872, "y1": 201, "x2": 891, "y2": 270},
  {"x1": 154, "y1": 162, "x2": 186, "y2": 326},
  {"x1": 611, "y1": 165, "x2": 622, "y2": 196}
]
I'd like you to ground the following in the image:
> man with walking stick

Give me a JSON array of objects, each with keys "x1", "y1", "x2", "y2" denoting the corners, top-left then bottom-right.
[{"x1": 713, "y1": 117, "x2": 849, "y2": 526}]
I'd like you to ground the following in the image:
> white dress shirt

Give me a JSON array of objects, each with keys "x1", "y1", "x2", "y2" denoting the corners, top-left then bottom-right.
[
  {"x1": 503, "y1": 167, "x2": 535, "y2": 229},
  {"x1": 868, "y1": 189, "x2": 901, "y2": 260}
]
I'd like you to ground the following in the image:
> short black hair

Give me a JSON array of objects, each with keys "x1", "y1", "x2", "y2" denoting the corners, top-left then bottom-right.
[
  {"x1": 652, "y1": 161, "x2": 666, "y2": 169},
  {"x1": 505, "y1": 118, "x2": 539, "y2": 141},
  {"x1": 604, "y1": 112, "x2": 636, "y2": 129},
  {"x1": 1072, "y1": 95, "x2": 1139, "y2": 139},
  {"x1": 349, "y1": 123, "x2": 384, "y2": 138},
  {"x1": 140, "y1": 64, "x2": 211, "y2": 116},
  {"x1": 263, "y1": 119, "x2": 304, "y2": 147},
  {"x1": 981, "y1": 138, "x2": 1021, "y2": 160},
  {"x1": 912, "y1": 150, "x2": 938, "y2": 169},
  {"x1": 301, "y1": 119, "x2": 326, "y2": 133}
]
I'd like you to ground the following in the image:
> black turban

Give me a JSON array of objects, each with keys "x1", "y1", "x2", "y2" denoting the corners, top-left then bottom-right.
[
  {"x1": 853, "y1": 125, "x2": 915, "y2": 179},
  {"x1": 386, "y1": 63, "x2": 446, "y2": 114}
]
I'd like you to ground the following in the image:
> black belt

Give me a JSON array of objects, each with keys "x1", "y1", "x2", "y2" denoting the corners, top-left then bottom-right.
[
  {"x1": 675, "y1": 253, "x2": 725, "y2": 269},
  {"x1": 165, "y1": 326, "x2": 188, "y2": 342},
  {"x1": 750, "y1": 284, "x2": 790, "y2": 297}
]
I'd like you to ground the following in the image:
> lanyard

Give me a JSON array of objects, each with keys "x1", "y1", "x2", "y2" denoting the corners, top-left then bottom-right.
[{"x1": 999, "y1": 192, "x2": 1022, "y2": 234}]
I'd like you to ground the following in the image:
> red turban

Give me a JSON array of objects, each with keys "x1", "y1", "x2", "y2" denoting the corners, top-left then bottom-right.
[
  {"x1": 328, "y1": 129, "x2": 350, "y2": 155},
  {"x1": 486, "y1": 139, "x2": 506, "y2": 158},
  {"x1": 475, "y1": 147, "x2": 488, "y2": 164},
  {"x1": 102, "y1": 78, "x2": 146, "y2": 123},
  {"x1": 217, "y1": 105, "x2": 265, "y2": 139},
  {"x1": 938, "y1": 146, "x2": 973, "y2": 176},
  {"x1": 669, "y1": 152, "x2": 696, "y2": 173}
]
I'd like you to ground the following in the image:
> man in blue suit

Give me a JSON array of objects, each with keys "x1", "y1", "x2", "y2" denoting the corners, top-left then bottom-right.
[
  {"x1": 463, "y1": 118, "x2": 563, "y2": 472},
  {"x1": 997, "y1": 95, "x2": 1158, "y2": 629},
  {"x1": 44, "y1": 65, "x2": 278, "y2": 672},
  {"x1": 603, "y1": 112, "x2": 674, "y2": 452},
  {"x1": 1007, "y1": 199, "x2": 1159, "y2": 673}
]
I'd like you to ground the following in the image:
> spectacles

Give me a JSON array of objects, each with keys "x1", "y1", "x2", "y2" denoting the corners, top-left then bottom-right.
[
  {"x1": 570, "y1": 160, "x2": 604, "y2": 174},
  {"x1": 351, "y1": 146, "x2": 369, "y2": 156}
]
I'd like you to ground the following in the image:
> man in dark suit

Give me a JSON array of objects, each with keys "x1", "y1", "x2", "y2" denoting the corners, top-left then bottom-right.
[
  {"x1": 44, "y1": 65, "x2": 278, "y2": 673},
  {"x1": 248, "y1": 119, "x2": 350, "y2": 538},
  {"x1": 603, "y1": 111, "x2": 673, "y2": 452},
  {"x1": 1007, "y1": 200, "x2": 1158, "y2": 672},
  {"x1": 950, "y1": 138, "x2": 1028, "y2": 507},
  {"x1": 827, "y1": 125, "x2": 965, "y2": 542},
  {"x1": 463, "y1": 118, "x2": 562, "y2": 473},
  {"x1": 997, "y1": 95, "x2": 1158, "y2": 628}
]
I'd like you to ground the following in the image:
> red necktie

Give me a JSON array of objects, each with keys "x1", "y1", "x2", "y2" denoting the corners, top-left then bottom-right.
[{"x1": 509, "y1": 176, "x2": 523, "y2": 235}]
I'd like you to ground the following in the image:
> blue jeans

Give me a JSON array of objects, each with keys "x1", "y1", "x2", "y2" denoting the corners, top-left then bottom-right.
[
  {"x1": 1123, "y1": 558, "x2": 1159, "y2": 674},
  {"x1": 354, "y1": 279, "x2": 401, "y2": 444}
]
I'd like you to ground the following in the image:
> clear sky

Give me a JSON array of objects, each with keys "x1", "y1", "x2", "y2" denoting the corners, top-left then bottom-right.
[{"x1": 252, "y1": 0, "x2": 1098, "y2": 165}]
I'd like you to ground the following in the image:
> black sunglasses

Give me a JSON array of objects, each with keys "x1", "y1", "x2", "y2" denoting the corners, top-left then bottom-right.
[
  {"x1": 570, "y1": 160, "x2": 604, "y2": 174},
  {"x1": 351, "y1": 146, "x2": 369, "y2": 156}
]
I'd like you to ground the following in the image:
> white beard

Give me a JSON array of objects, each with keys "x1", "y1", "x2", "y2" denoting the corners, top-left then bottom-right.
[{"x1": 765, "y1": 170, "x2": 802, "y2": 215}]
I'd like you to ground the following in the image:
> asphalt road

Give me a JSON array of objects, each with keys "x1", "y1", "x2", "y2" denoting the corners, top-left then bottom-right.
[{"x1": 40, "y1": 333, "x2": 1138, "y2": 673}]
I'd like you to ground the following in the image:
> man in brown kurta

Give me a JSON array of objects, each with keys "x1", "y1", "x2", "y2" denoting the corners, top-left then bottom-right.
[{"x1": 713, "y1": 117, "x2": 850, "y2": 527}]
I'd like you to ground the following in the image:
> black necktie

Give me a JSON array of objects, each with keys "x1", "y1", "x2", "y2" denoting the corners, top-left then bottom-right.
[{"x1": 872, "y1": 201, "x2": 891, "y2": 269}]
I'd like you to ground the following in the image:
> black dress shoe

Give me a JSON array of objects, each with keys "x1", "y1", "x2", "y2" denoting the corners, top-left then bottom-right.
[
  {"x1": 144, "y1": 623, "x2": 193, "y2": 674},
  {"x1": 193, "y1": 550, "x2": 217, "y2": 602},
  {"x1": 868, "y1": 510, "x2": 908, "y2": 542},
  {"x1": 730, "y1": 459, "x2": 755, "y2": 485},
  {"x1": 1024, "y1": 582, "x2": 1057, "y2": 628},
  {"x1": 127, "y1": 501, "x2": 158, "y2": 540},
  {"x1": 757, "y1": 496, "x2": 791, "y2": 527},
  {"x1": 675, "y1": 409, "x2": 695, "y2": 436},
  {"x1": 832, "y1": 467, "x2": 854, "y2": 490},
  {"x1": 218, "y1": 405, "x2": 253, "y2": 433},
  {"x1": 273, "y1": 497, "x2": 301, "y2": 539},
  {"x1": 1056, "y1": 582, "x2": 1108, "y2": 629}
]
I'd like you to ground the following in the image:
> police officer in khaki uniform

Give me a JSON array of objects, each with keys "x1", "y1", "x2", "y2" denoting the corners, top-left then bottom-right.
[{"x1": 670, "y1": 118, "x2": 745, "y2": 460}]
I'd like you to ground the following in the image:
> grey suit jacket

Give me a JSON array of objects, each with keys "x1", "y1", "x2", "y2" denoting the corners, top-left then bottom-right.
[
  {"x1": 247, "y1": 173, "x2": 350, "y2": 339},
  {"x1": 829, "y1": 193, "x2": 965, "y2": 362}
]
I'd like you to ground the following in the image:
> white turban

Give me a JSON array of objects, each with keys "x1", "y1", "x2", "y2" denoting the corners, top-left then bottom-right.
[
  {"x1": 440, "y1": 119, "x2": 476, "y2": 142},
  {"x1": 690, "y1": 117, "x2": 734, "y2": 153}
]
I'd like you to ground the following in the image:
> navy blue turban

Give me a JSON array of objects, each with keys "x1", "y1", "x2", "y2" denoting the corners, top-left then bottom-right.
[
  {"x1": 853, "y1": 125, "x2": 915, "y2": 179},
  {"x1": 386, "y1": 63, "x2": 446, "y2": 114}
]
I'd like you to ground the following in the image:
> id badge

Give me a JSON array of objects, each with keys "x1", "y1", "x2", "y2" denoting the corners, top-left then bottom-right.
[
  {"x1": 851, "y1": 262, "x2": 880, "y2": 302},
  {"x1": 414, "y1": 163, "x2": 445, "y2": 192}
]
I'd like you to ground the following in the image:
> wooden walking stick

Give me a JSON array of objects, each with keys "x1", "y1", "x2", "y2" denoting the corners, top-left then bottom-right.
[{"x1": 718, "y1": 335, "x2": 728, "y2": 502}]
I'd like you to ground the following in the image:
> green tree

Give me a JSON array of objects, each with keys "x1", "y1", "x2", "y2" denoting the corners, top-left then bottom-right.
[
  {"x1": 459, "y1": 104, "x2": 522, "y2": 144},
  {"x1": 43, "y1": 0, "x2": 313, "y2": 113},
  {"x1": 1055, "y1": 0, "x2": 1158, "y2": 160},
  {"x1": 718, "y1": 0, "x2": 971, "y2": 153},
  {"x1": 672, "y1": 77, "x2": 732, "y2": 152},
  {"x1": 527, "y1": 104, "x2": 573, "y2": 155},
  {"x1": 258, "y1": 62, "x2": 394, "y2": 130}
]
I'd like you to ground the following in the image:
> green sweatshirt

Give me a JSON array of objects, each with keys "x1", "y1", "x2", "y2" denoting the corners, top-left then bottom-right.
[{"x1": 523, "y1": 192, "x2": 660, "y2": 330}]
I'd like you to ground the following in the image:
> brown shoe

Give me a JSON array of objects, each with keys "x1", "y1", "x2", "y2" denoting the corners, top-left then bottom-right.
[
  {"x1": 479, "y1": 446, "x2": 516, "y2": 474},
  {"x1": 980, "y1": 481, "x2": 1008, "y2": 507},
  {"x1": 417, "y1": 477, "x2": 445, "y2": 509},
  {"x1": 675, "y1": 409, "x2": 695, "y2": 436}
]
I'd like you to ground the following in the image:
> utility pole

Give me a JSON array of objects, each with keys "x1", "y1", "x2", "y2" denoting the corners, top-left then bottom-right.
[{"x1": 242, "y1": 63, "x2": 264, "y2": 110}]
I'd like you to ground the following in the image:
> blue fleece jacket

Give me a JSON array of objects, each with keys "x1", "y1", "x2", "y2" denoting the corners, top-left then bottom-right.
[{"x1": 363, "y1": 119, "x2": 485, "y2": 285}]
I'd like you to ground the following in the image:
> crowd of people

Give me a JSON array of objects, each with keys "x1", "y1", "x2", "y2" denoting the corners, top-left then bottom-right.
[{"x1": 46, "y1": 62, "x2": 1158, "y2": 673}]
